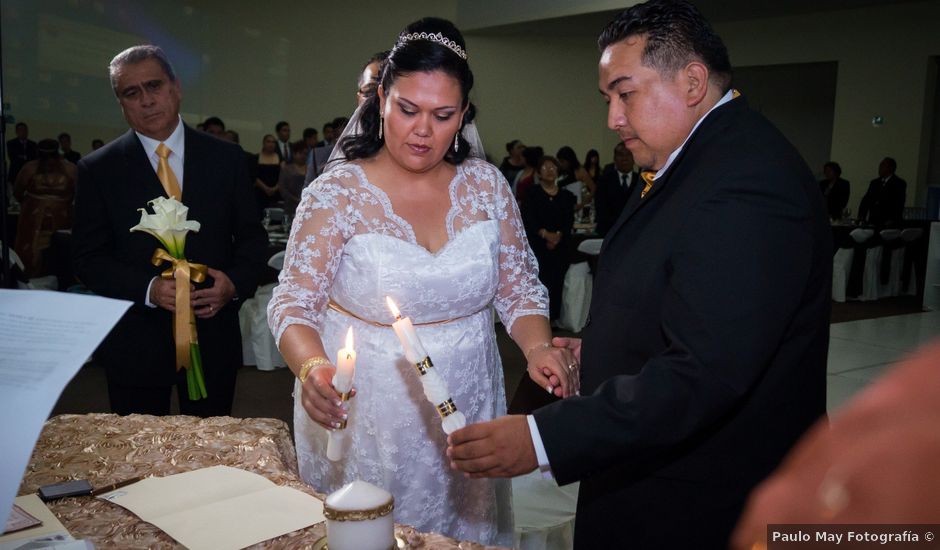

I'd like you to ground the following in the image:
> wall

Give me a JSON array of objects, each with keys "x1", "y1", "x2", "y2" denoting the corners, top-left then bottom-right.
[
  {"x1": 1, "y1": 0, "x2": 456, "y2": 155},
  {"x1": 716, "y1": 0, "x2": 940, "y2": 210}
]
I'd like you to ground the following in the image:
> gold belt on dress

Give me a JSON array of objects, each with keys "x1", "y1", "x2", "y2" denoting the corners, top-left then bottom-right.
[{"x1": 327, "y1": 299, "x2": 487, "y2": 328}]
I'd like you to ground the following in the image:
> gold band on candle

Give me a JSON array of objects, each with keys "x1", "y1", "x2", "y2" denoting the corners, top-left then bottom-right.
[
  {"x1": 414, "y1": 356, "x2": 433, "y2": 376},
  {"x1": 339, "y1": 391, "x2": 351, "y2": 401},
  {"x1": 323, "y1": 497, "x2": 395, "y2": 521},
  {"x1": 436, "y1": 398, "x2": 458, "y2": 419}
]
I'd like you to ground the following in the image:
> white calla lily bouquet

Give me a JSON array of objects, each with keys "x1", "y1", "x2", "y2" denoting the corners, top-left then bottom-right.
[{"x1": 131, "y1": 196, "x2": 208, "y2": 400}]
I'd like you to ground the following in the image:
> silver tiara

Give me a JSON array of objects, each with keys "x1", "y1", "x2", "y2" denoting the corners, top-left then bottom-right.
[{"x1": 396, "y1": 31, "x2": 467, "y2": 60}]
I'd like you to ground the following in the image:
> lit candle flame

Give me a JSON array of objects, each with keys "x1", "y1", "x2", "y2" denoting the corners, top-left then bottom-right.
[
  {"x1": 385, "y1": 296, "x2": 402, "y2": 320},
  {"x1": 345, "y1": 326, "x2": 354, "y2": 350}
]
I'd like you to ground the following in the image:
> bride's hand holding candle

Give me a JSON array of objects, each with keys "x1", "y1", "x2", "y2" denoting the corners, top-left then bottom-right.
[
  {"x1": 298, "y1": 335, "x2": 357, "y2": 432},
  {"x1": 327, "y1": 327, "x2": 356, "y2": 461}
]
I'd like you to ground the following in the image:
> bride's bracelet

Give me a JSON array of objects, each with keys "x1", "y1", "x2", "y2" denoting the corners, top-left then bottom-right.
[
  {"x1": 298, "y1": 356, "x2": 332, "y2": 382},
  {"x1": 524, "y1": 341, "x2": 553, "y2": 361}
]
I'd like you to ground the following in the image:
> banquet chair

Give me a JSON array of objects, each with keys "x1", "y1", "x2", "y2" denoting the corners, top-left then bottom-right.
[
  {"x1": 890, "y1": 228, "x2": 923, "y2": 296},
  {"x1": 832, "y1": 229, "x2": 873, "y2": 302},
  {"x1": 239, "y1": 251, "x2": 287, "y2": 371},
  {"x1": 263, "y1": 207, "x2": 285, "y2": 227},
  {"x1": 512, "y1": 470, "x2": 579, "y2": 550},
  {"x1": 558, "y1": 239, "x2": 604, "y2": 332},
  {"x1": 860, "y1": 229, "x2": 900, "y2": 300}
]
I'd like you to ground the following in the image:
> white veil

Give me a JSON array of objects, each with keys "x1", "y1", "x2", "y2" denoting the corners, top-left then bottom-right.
[{"x1": 325, "y1": 102, "x2": 487, "y2": 170}]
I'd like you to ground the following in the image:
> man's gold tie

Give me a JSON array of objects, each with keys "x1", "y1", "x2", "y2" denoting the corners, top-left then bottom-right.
[
  {"x1": 640, "y1": 170, "x2": 656, "y2": 198},
  {"x1": 155, "y1": 143, "x2": 182, "y2": 200}
]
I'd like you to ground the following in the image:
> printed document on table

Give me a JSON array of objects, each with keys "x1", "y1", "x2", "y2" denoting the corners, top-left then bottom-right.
[{"x1": 0, "y1": 290, "x2": 131, "y2": 530}]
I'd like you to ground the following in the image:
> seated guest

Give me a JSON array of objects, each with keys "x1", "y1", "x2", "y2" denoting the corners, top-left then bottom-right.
[
  {"x1": 556, "y1": 145, "x2": 596, "y2": 194},
  {"x1": 278, "y1": 140, "x2": 308, "y2": 219},
  {"x1": 818, "y1": 161, "x2": 849, "y2": 221},
  {"x1": 521, "y1": 155, "x2": 576, "y2": 322},
  {"x1": 858, "y1": 156, "x2": 905, "y2": 226},
  {"x1": 594, "y1": 142, "x2": 638, "y2": 236},
  {"x1": 514, "y1": 145, "x2": 543, "y2": 203},
  {"x1": 14, "y1": 139, "x2": 77, "y2": 277}
]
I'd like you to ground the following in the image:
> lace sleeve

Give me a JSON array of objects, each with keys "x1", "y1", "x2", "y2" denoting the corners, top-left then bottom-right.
[
  {"x1": 473, "y1": 159, "x2": 549, "y2": 332},
  {"x1": 267, "y1": 174, "x2": 354, "y2": 346}
]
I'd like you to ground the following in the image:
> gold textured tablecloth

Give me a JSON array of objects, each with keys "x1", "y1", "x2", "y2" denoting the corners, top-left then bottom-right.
[{"x1": 18, "y1": 414, "x2": 505, "y2": 549}]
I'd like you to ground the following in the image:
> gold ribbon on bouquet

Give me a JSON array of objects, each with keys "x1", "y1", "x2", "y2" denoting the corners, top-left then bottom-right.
[{"x1": 151, "y1": 248, "x2": 207, "y2": 372}]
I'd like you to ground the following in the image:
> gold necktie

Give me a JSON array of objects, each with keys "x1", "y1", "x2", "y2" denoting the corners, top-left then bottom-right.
[
  {"x1": 155, "y1": 142, "x2": 182, "y2": 200},
  {"x1": 640, "y1": 170, "x2": 656, "y2": 198}
]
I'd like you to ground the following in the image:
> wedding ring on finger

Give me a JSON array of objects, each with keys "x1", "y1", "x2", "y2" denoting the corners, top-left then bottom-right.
[{"x1": 566, "y1": 362, "x2": 577, "y2": 372}]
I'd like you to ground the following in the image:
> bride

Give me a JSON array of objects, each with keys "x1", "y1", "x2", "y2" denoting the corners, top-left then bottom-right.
[{"x1": 267, "y1": 17, "x2": 577, "y2": 546}]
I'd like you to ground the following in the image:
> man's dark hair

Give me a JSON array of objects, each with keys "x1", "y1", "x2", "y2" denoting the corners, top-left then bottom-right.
[
  {"x1": 275, "y1": 121, "x2": 289, "y2": 133},
  {"x1": 58, "y1": 132, "x2": 71, "y2": 141},
  {"x1": 15, "y1": 122, "x2": 27, "y2": 130},
  {"x1": 505, "y1": 139, "x2": 521, "y2": 153},
  {"x1": 824, "y1": 161, "x2": 842, "y2": 176},
  {"x1": 323, "y1": 122, "x2": 334, "y2": 133},
  {"x1": 302, "y1": 127, "x2": 318, "y2": 140},
  {"x1": 598, "y1": 0, "x2": 732, "y2": 92},
  {"x1": 203, "y1": 116, "x2": 225, "y2": 131},
  {"x1": 109, "y1": 45, "x2": 177, "y2": 95},
  {"x1": 882, "y1": 157, "x2": 897, "y2": 173}
]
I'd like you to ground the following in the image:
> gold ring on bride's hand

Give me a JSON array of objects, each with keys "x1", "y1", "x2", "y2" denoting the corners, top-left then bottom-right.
[{"x1": 566, "y1": 363, "x2": 577, "y2": 371}]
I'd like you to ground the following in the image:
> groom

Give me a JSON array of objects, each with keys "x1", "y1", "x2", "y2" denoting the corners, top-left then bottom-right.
[
  {"x1": 447, "y1": 1, "x2": 831, "y2": 547},
  {"x1": 73, "y1": 45, "x2": 267, "y2": 417}
]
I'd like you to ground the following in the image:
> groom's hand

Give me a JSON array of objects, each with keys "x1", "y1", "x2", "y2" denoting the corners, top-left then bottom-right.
[{"x1": 447, "y1": 416, "x2": 537, "y2": 478}]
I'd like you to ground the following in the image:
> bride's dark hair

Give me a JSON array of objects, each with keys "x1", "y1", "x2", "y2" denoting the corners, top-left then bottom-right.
[{"x1": 339, "y1": 17, "x2": 477, "y2": 165}]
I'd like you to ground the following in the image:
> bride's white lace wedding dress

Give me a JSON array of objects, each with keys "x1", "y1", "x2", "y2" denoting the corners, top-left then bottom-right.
[{"x1": 268, "y1": 157, "x2": 548, "y2": 546}]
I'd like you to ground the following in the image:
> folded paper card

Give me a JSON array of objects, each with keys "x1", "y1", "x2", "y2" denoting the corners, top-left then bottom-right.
[
  {"x1": 0, "y1": 494, "x2": 70, "y2": 548},
  {"x1": 97, "y1": 465, "x2": 325, "y2": 550}
]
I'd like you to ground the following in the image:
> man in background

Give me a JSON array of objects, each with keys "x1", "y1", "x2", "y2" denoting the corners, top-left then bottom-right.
[
  {"x1": 7, "y1": 122, "x2": 37, "y2": 184},
  {"x1": 858, "y1": 156, "x2": 906, "y2": 226},
  {"x1": 593, "y1": 141, "x2": 638, "y2": 236}
]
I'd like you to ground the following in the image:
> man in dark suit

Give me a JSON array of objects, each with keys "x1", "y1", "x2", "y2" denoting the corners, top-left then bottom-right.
[
  {"x1": 7, "y1": 122, "x2": 37, "y2": 183},
  {"x1": 73, "y1": 45, "x2": 267, "y2": 417},
  {"x1": 858, "y1": 156, "x2": 906, "y2": 226},
  {"x1": 593, "y1": 141, "x2": 638, "y2": 236},
  {"x1": 818, "y1": 161, "x2": 849, "y2": 220},
  {"x1": 448, "y1": 2, "x2": 831, "y2": 548},
  {"x1": 275, "y1": 121, "x2": 292, "y2": 163},
  {"x1": 58, "y1": 132, "x2": 82, "y2": 164}
]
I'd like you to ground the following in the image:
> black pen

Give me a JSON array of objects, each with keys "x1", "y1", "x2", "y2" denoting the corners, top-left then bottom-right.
[{"x1": 90, "y1": 476, "x2": 143, "y2": 496}]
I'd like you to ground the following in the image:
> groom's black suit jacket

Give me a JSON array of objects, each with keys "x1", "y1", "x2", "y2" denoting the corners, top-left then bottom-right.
[
  {"x1": 73, "y1": 126, "x2": 266, "y2": 397},
  {"x1": 533, "y1": 96, "x2": 831, "y2": 549}
]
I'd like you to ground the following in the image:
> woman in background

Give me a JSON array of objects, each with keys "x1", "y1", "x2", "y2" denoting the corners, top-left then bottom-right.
[
  {"x1": 13, "y1": 138, "x2": 76, "y2": 277},
  {"x1": 253, "y1": 134, "x2": 281, "y2": 215},
  {"x1": 522, "y1": 155, "x2": 576, "y2": 323}
]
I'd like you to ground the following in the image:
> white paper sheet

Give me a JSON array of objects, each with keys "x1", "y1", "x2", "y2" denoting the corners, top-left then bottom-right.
[
  {"x1": 0, "y1": 290, "x2": 131, "y2": 529},
  {"x1": 98, "y1": 466, "x2": 325, "y2": 550}
]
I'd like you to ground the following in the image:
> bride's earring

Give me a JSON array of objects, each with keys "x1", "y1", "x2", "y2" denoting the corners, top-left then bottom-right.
[
  {"x1": 378, "y1": 115, "x2": 384, "y2": 140},
  {"x1": 454, "y1": 129, "x2": 460, "y2": 152}
]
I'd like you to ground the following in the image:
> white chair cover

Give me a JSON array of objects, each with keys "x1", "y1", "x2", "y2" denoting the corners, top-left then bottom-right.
[
  {"x1": 512, "y1": 470, "x2": 579, "y2": 550},
  {"x1": 558, "y1": 262, "x2": 591, "y2": 332},
  {"x1": 239, "y1": 283, "x2": 286, "y2": 371},
  {"x1": 832, "y1": 229, "x2": 872, "y2": 302},
  {"x1": 576, "y1": 238, "x2": 603, "y2": 255}
]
